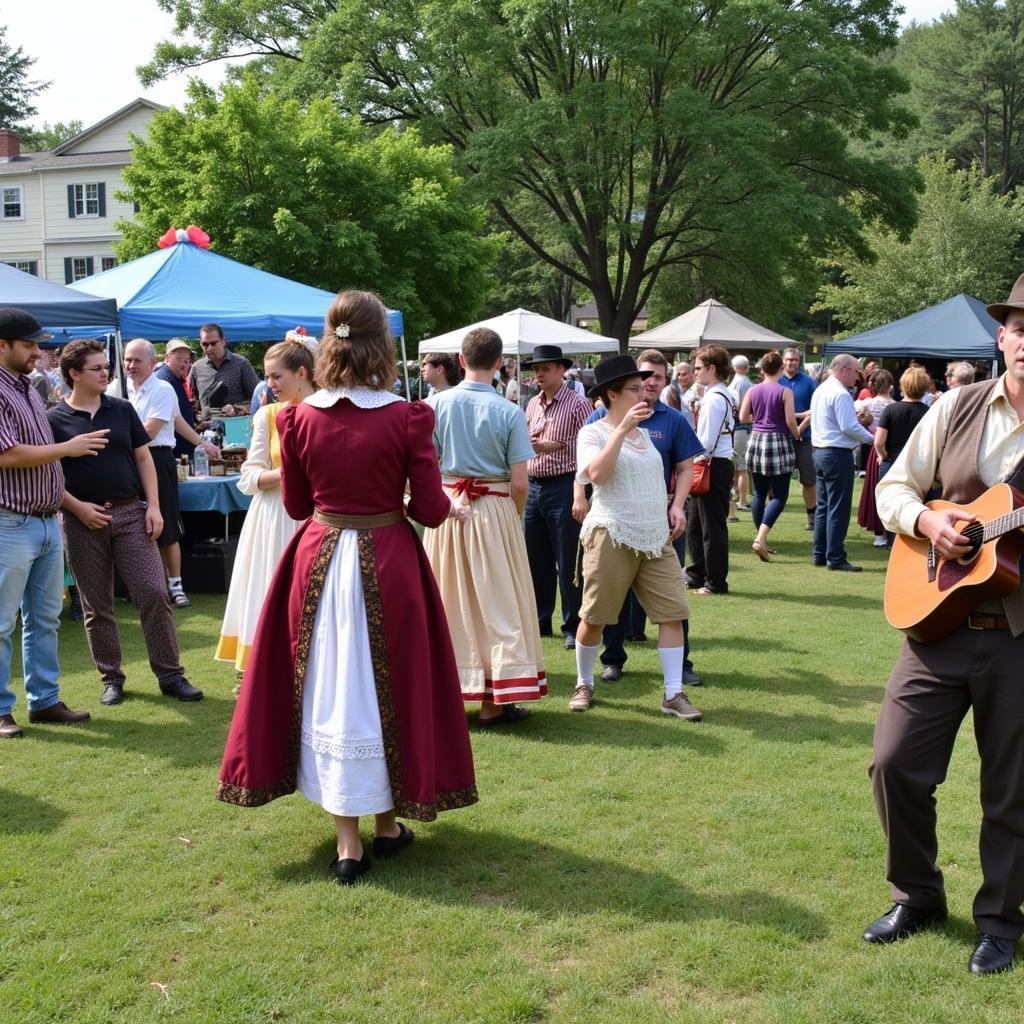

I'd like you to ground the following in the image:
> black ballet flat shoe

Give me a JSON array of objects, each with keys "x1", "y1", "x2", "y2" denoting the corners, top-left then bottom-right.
[
  {"x1": 328, "y1": 853, "x2": 372, "y2": 886},
  {"x1": 372, "y1": 822, "x2": 415, "y2": 859}
]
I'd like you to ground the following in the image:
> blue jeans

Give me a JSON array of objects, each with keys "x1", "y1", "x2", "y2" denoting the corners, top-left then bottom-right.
[
  {"x1": 812, "y1": 448, "x2": 855, "y2": 567},
  {"x1": 0, "y1": 510, "x2": 64, "y2": 716},
  {"x1": 524, "y1": 473, "x2": 582, "y2": 638},
  {"x1": 602, "y1": 534, "x2": 692, "y2": 668}
]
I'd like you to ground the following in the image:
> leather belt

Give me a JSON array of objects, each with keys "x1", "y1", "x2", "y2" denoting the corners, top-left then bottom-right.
[
  {"x1": 1, "y1": 507, "x2": 60, "y2": 519},
  {"x1": 104, "y1": 496, "x2": 140, "y2": 508},
  {"x1": 967, "y1": 613, "x2": 1010, "y2": 631},
  {"x1": 313, "y1": 509, "x2": 404, "y2": 529}
]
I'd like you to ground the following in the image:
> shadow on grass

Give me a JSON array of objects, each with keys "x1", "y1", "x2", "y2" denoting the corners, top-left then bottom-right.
[
  {"x1": 274, "y1": 824, "x2": 826, "y2": 940},
  {"x1": 24, "y1": 691, "x2": 235, "y2": 769},
  {"x1": 0, "y1": 789, "x2": 68, "y2": 833},
  {"x1": 708, "y1": 705, "x2": 873, "y2": 747},
  {"x1": 714, "y1": 668, "x2": 883, "y2": 709},
  {"x1": 725, "y1": 590, "x2": 881, "y2": 610}
]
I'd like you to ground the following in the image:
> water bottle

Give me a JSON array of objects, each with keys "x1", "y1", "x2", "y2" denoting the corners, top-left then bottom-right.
[{"x1": 193, "y1": 446, "x2": 209, "y2": 477}]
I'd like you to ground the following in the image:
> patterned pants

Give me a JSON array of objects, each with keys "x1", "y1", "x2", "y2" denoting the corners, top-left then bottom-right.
[{"x1": 63, "y1": 501, "x2": 184, "y2": 687}]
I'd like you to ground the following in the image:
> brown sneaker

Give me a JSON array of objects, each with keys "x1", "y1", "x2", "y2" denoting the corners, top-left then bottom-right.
[
  {"x1": 661, "y1": 692, "x2": 702, "y2": 721},
  {"x1": 0, "y1": 714, "x2": 23, "y2": 738},
  {"x1": 568, "y1": 684, "x2": 594, "y2": 712},
  {"x1": 27, "y1": 702, "x2": 91, "y2": 725}
]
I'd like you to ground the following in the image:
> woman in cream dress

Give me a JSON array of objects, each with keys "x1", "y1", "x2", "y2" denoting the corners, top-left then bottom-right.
[{"x1": 215, "y1": 338, "x2": 316, "y2": 670}]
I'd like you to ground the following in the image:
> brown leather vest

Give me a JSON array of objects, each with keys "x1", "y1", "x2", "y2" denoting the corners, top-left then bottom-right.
[{"x1": 935, "y1": 378, "x2": 1024, "y2": 634}]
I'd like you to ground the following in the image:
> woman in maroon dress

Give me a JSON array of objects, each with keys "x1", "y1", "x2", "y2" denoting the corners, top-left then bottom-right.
[{"x1": 217, "y1": 290, "x2": 477, "y2": 885}]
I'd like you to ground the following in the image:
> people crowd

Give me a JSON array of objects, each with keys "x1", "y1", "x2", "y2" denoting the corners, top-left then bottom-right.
[{"x1": 2, "y1": 284, "x2": 1020, "y2": 977}]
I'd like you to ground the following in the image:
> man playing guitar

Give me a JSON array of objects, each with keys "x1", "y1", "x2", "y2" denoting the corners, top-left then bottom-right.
[{"x1": 868, "y1": 278, "x2": 1024, "y2": 976}]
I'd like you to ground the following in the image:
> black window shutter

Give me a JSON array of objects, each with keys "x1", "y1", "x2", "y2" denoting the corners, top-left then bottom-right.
[
  {"x1": 64, "y1": 257, "x2": 73, "y2": 283},
  {"x1": 97, "y1": 182, "x2": 106, "y2": 217},
  {"x1": 86, "y1": 257, "x2": 94, "y2": 276},
  {"x1": 67, "y1": 184, "x2": 76, "y2": 218},
  {"x1": 28, "y1": 261, "x2": 37, "y2": 276}
]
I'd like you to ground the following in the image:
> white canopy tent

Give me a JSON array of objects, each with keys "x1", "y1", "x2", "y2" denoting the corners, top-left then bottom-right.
[
  {"x1": 630, "y1": 298, "x2": 798, "y2": 352},
  {"x1": 418, "y1": 308, "x2": 620, "y2": 356}
]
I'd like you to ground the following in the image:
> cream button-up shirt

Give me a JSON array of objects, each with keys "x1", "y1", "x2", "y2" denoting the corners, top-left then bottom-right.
[{"x1": 876, "y1": 376, "x2": 1024, "y2": 537}]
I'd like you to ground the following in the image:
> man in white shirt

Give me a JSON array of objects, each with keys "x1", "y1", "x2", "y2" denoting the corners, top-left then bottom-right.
[
  {"x1": 728, "y1": 355, "x2": 753, "y2": 509},
  {"x1": 809, "y1": 353, "x2": 875, "y2": 571},
  {"x1": 125, "y1": 338, "x2": 190, "y2": 608}
]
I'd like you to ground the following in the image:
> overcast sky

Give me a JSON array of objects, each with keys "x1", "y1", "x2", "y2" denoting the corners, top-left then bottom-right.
[{"x1": 7, "y1": 0, "x2": 957, "y2": 130}]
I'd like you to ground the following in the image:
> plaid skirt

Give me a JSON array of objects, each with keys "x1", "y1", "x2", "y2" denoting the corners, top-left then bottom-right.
[{"x1": 747, "y1": 430, "x2": 795, "y2": 477}]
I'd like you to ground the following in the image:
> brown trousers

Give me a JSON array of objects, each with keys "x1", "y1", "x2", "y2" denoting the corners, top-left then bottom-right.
[
  {"x1": 63, "y1": 501, "x2": 184, "y2": 688},
  {"x1": 870, "y1": 626, "x2": 1024, "y2": 939}
]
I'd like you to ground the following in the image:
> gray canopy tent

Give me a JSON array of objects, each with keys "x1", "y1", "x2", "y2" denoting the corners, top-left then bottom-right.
[
  {"x1": 630, "y1": 298, "x2": 798, "y2": 352},
  {"x1": 0, "y1": 261, "x2": 118, "y2": 334}
]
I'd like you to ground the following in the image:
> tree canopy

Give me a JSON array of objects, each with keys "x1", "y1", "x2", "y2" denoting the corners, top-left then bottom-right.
[
  {"x1": 142, "y1": 0, "x2": 919, "y2": 349},
  {"x1": 815, "y1": 154, "x2": 1024, "y2": 334},
  {"x1": 116, "y1": 79, "x2": 500, "y2": 341},
  {"x1": 0, "y1": 24, "x2": 48, "y2": 133}
]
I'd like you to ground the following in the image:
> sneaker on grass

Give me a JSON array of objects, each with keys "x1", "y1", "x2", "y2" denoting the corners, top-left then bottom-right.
[
  {"x1": 568, "y1": 684, "x2": 593, "y2": 712},
  {"x1": 661, "y1": 692, "x2": 702, "y2": 721}
]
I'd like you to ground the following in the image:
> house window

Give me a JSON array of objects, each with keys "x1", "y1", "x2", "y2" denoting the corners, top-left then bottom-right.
[
  {"x1": 72, "y1": 257, "x2": 91, "y2": 281},
  {"x1": 100, "y1": 256, "x2": 117, "y2": 272},
  {"x1": 74, "y1": 183, "x2": 99, "y2": 217},
  {"x1": 3, "y1": 260, "x2": 37, "y2": 275},
  {"x1": 1, "y1": 186, "x2": 22, "y2": 219}
]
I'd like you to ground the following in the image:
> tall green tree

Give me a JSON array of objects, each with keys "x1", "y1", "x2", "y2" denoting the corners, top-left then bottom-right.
[
  {"x1": 23, "y1": 120, "x2": 83, "y2": 152},
  {"x1": 883, "y1": 1, "x2": 1024, "y2": 192},
  {"x1": 0, "y1": 25, "x2": 48, "y2": 132},
  {"x1": 116, "y1": 79, "x2": 500, "y2": 342},
  {"x1": 814, "y1": 154, "x2": 1024, "y2": 333},
  {"x1": 142, "y1": 0, "x2": 918, "y2": 349}
]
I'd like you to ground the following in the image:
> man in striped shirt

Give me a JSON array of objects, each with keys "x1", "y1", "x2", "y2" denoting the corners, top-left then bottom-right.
[
  {"x1": 523, "y1": 344, "x2": 592, "y2": 650},
  {"x1": 0, "y1": 309, "x2": 108, "y2": 738}
]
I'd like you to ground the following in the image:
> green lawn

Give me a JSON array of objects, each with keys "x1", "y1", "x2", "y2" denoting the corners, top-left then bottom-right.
[{"x1": 1, "y1": 492, "x2": 1017, "y2": 1023}]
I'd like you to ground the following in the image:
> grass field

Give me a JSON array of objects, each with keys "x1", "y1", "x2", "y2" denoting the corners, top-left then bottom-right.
[{"x1": 1, "y1": 493, "x2": 1018, "y2": 1023}]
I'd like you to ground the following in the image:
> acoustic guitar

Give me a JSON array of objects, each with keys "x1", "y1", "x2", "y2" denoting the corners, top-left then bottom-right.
[{"x1": 884, "y1": 482, "x2": 1024, "y2": 643}]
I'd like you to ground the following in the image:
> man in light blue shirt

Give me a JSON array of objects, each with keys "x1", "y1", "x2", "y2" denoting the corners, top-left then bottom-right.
[
  {"x1": 425, "y1": 328, "x2": 545, "y2": 727},
  {"x1": 809, "y1": 354, "x2": 875, "y2": 571}
]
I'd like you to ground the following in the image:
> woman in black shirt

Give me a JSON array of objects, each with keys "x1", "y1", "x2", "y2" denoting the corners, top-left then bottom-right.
[{"x1": 874, "y1": 365, "x2": 932, "y2": 480}]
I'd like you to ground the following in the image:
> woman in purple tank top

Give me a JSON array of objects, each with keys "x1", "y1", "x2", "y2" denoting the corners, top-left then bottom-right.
[{"x1": 738, "y1": 350, "x2": 800, "y2": 561}]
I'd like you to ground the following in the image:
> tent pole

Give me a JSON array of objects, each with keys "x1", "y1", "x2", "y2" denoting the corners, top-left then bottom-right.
[{"x1": 401, "y1": 333, "x2": 410, "y2": 400}]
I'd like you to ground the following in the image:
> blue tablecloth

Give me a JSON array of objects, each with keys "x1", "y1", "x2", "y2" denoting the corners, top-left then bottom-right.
[{"x1": 178, "y1": 476, "x2": 252, "y2": 515}]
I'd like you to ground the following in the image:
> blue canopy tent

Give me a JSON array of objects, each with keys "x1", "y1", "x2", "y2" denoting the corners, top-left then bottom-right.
[
  {"x1": 822, "y1": 294, "x2": 999, "y2": 366},
  {"x1": 70, "y1": 239, "x2": 410, "y2": 394},
  {"x1": 0, "y1": 260, "x2": 117, "y2": 336}
]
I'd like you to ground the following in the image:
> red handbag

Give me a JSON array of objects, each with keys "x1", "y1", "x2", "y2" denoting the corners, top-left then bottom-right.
[{"x1": 691, "y1": 458, "x2": 711, "y2": 495}]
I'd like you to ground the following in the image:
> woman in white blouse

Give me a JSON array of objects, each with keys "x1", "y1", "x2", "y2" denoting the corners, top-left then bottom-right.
[
  {"x1": 569, "y1": 355, "x2": 701, "y2": 721},
  {"x1": 685, "y1": 344, "x2": 736, "y2": 595}
]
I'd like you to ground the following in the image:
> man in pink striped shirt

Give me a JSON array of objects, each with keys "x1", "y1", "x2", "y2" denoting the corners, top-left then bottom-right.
[
  {"x1": 523, "y1": 345, "x2": 592, "y2": 650},
  {"x1": 0, "y1": 309, "x2": 106, "y2": 738}
]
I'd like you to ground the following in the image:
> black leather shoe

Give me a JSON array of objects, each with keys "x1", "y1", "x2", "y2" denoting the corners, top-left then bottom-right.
[
  {"x1": 158, "y1": 677, "x2": 204, "y2": 702},
  {"x1": 329, "y1": 853, "x2": 372, "y2": 886},
  {"x1": 683, "y1": 668, "x2": 703, "y2": 686},
  {"x1": 563, "y1": 635, "x2": 576, "y2": 650},
  {"x1": 829, "y1": 561, "x2": 862, "y2": 573},
  {"x1": 601, "y1": 664, "x2": 623, "y2": 682},
  {"x1": 372, "y1": 823, "x2": 415, "y2": 858},
  {"x1": 100, "y1": 683, "x2": 124, "y2": 706},
  {"x1": 969, "y1": 934, "x2": 1017, "y2": 976},
  {"x1": 862, "y1": 902, "x2": 947, "y2": 943}
]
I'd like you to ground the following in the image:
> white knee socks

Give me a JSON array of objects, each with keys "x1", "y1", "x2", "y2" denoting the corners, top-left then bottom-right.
[
  {"x1": 659, "y1": 645, "x2": 684, "y2": 700},
  {"x1": 575, "y1": 641, "x2": 600, "y2": 687}
]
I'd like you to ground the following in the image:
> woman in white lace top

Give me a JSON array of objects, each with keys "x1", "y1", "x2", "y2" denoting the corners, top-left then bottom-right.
[{"x1": 569, "y1": 355, "x2": 700, "y2": 721}]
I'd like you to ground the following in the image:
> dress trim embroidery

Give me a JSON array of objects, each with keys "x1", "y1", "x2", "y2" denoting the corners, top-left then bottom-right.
[
  {"x1": 304, "y1": 387, "x2": 405, "y2": 409},
  {"x1": 300, "y1": 727, "x2": 385, "y2": 761}
]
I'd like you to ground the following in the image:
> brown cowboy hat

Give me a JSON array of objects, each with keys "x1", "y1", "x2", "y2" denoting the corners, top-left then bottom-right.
[{"x1": 986, "y1": 272, "x2": 1024, "y2": 324}]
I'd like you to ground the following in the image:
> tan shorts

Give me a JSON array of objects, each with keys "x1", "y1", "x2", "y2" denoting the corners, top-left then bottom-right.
[{"x1": 579, "y1": 527, "x2": 689, "y2": 625}]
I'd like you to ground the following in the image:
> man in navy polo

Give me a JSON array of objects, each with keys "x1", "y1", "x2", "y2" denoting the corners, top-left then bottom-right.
[
  {"x1": 778, "y1": 346, "x2": 816, "y2": 531},
  {"x1": 573, "y1": 349, "x2": 704, "y2": 683}
]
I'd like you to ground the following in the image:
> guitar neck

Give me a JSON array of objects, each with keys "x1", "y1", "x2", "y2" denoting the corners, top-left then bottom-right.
[{"x1": 983, "y1": 506, "x2": 1024, "y2": 541}]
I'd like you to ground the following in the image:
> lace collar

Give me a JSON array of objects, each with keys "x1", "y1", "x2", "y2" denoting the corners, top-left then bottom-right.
[{"x1": 304, "y1": 387, "x2": 405, "y2": 409}]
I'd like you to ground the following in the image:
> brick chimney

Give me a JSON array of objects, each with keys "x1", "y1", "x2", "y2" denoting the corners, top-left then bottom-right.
[{"x1": 0, "y1": 129, "x2": 21, "y2": 161}]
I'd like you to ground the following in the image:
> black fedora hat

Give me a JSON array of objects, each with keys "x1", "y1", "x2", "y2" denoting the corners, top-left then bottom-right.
[
  {"x1": 522, "y1": 344, "x2": 573, "y2": 369},
  {"x1": 987, "y1": 273, "x2": 1024, "y2": 324},
  {"x1": 587, "y1": 354, "x2": 652, "y2": 398},
  {"x1": 0, "y1": 307, "x2": 53, "y2": 344}
]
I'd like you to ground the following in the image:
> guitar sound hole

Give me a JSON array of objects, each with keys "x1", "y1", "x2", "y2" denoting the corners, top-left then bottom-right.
[{"x1": 955, "y1": 524, "x2": 984, "y2": 565}]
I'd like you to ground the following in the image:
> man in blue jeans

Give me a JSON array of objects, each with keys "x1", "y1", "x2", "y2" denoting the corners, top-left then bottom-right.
[
  {"x1": 0, "y1": 308, "x2": 107, "y2": 738},
  {"x1": 809, "y1": 354, "x2": 875, "y2": 572}
]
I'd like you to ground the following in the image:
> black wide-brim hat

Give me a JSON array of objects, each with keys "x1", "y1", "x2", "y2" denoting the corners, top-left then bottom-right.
[
  {"x1": 522, "y1": 344, "x2": 573, "y2": 369},
  {"x1": 587, "y1": 354, "x2": 652, "y2": 398},
  {"x1": 987, "y1": 272, "x2": 1024, "y2": 323}
]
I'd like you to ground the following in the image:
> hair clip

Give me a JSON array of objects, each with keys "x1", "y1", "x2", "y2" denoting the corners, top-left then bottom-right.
[{"x1": 335, "y1": 323, "x2": 351, "y2": 339}]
